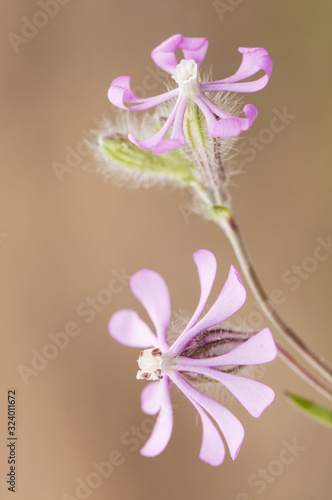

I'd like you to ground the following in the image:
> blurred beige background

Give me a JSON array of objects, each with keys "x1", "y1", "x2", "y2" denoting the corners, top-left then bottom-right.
[{"x1": 1, "y1": 1, "x2": 332, "y2": 499}]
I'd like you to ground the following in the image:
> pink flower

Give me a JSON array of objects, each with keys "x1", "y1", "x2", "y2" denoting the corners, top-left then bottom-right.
[
  {"x1": 109, "y1": 250, "x2": 277, "y2": 466},
  {"x1": 108, "y1": 34, "x2": 273, "y2": 155}
]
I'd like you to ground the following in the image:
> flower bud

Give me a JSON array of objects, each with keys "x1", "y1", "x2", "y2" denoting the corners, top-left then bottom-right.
[{"x1": 98, "y1": 130, "x2": 199, "y2": 187}]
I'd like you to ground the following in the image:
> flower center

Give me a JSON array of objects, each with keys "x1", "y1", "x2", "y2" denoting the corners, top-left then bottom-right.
[
  {"x1": 136, "y1": 348, "x2": 163, "y2": 381},
  {"x1": 171, "y1": 59, "x2": 200, "y2": 97}
]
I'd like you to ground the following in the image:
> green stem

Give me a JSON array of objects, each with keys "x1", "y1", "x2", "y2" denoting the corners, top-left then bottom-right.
[{"x1": 215, "y1": 207, "x2": 332, "y2": 392}]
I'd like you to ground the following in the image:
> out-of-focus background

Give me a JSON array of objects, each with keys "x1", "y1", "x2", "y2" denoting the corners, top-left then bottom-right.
[{"x1": 1, "y1": 1, "x2": 332, "y2": 499}]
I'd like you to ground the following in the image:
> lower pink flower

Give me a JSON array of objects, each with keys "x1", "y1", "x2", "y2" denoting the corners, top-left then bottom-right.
[{"x1": 109, "y1": 249, "x2": 277, "y2": 466}]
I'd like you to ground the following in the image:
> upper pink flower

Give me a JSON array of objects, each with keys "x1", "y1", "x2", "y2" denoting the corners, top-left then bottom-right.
[
  {"x1": 108, "y1": 34, "x2": 272, "y2": 155},
  {"x1": 109, "y1": 249, "x2": 277, "y2": 466}
]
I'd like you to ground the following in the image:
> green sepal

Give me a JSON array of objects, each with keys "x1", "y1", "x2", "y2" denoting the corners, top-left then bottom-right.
[
  {"x1": 287, "y1": 392, "x2": 332, "y2": 428},
  {"x1": 212, "y1": 205, "x2": 231, "y2": 217},
  {"x1": 184, "y1": 101, "x2": 207, "y2": 152},
  {"x1": 100, "y1": 134, "x2": 197, "y2": 185}
]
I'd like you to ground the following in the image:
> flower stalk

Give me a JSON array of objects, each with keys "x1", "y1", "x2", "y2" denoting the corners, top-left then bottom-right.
[
  {"x1": 214, "y1": 206, "x2": 332, "y2": 391},
  {"x1": 277, "y1": 344, "x2": 332, "y2": 402}
]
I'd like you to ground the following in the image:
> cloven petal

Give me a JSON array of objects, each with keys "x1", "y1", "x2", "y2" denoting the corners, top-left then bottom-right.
[
  {"x1": 128, "y1": 96, "x2": 186, "y2": 154},
  {"x1": 108, "y1": 75, "x2": 178, "y2": 111},
  {"x1": 170, "y1": 265, "x2": 246, "y2": 356},
  {"x1": 181, "y1": 383, "x2": 226, "y2": 466},
  {"x1": 193, "y1": 93, "x2": 242, "y2": 137},
  {"x1": 169, "y1": 250, "x2": 217, "y2": 356},
  {"x1": 171, "y1": 371, "x2": 244, "y2": 460},
  {"x1": 176, "y1": 362, "x2": 275, "y2": 418},
  {"x1": 130, "y1": 269, "x2": 171, "y2": 350},
  {"x1": 196, "y1": 93, "x2": 258, "y2": 134},
  {"x1": 152, "y1": 96, "x2": 188, "y2": 155},
  {"x1": 184, "y1": 249, "x2": 217, "y2": 332},
  {"x1": 109, "y1": 309, "x2": 157, "y2": 348},
  {"x1": 201, "y1": 47, "x2": 272, "y2": 93},
  {"x1": 141, "y1": 381, "x2": 163, "y2": 415},
  {"x1": 151, "y1": 34, "x2": 209, "y2": 74},
  {"x1": 140, "y1": 377, "x2": 173, "y2": 457}
]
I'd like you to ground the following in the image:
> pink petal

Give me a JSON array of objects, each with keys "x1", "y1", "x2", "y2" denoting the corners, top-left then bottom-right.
[
  {"x1": 212, "y1": 371, "x2": 275, "y2": 418},
  {"x1": 109, "y1": 309, "x2": 157, "y2": 348},
  {"x1": 108, "y1": 75, "x2": 178, "y2": 111},
  {"x1": 189, "y1": 265, "x2": 246, "y2": 334},
  {"x1": 180, "y1": 36, "x2": 209, "y2": 68},
  {"x1": 151, "y1": 34, "x2": 208, "y2": 74},
  {"x1": 140, "y1": 377, "x2": 173, "y2": 457},
  {"x1": 194, "y1": 94, "x2": 242, "y2": 137},
  {"x1": 170, "y1": 95, "x2": 188, "y2": 141},
  {"x1": 151, "y1": 34, "x2": 183, "y2": 74},
  {"x1": 196, "y1": 93, "x2": 258, "y2": 134},
  {"x1": 186, "y1": 249, "x2": 217, "y2": 329},
  {"x1": 171, "y1": 371, "x2": 244, "y2": 460},
  {"x1": 130, "y1": 269, "x2": 171, "y2": 351},
  {"x1": 152, "y1": 137, "x2": 186, "y2": 155},
  {"x1": 152, "y1": 96, "x2": 188, "y2": 155},
  {"x1": 171, "y1": 265, "x2": 246, "y2": 356},
  {"x1": 169, "y1": 249, "x2": 217, "y2": 355},
  {"x1": 178, "y1": 328, "x2": 277, "y2": 368},
  {"x1": 180, "y1": 383, "x2": 225, "y2": 466},
  {"x1": 128, "y1": 96, "x2": 185, "y2": 153},
  {"x1": 141, "y1": 381, "x2": 162, "y2": 415},
  {"x1": 177, "y1": 363, "x2": 275, "y2": 418},
  {"x1": 128, "y1": 111, "x2": 175, "y2": 151},
  {"x1": 201, "y1": 47, "x2": 272, "y2": 94}
]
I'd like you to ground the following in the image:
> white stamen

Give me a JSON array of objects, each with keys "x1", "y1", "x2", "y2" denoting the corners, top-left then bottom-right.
[
  {"x1": 136, "y1": 348, "x2": 163, "y2": 381},
  {"x1": 136, "y1": 348, "x2": 176, "y2": 380},
  {"x1": 172, "y1": 59, "x2": 200, "y2": 97}
]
